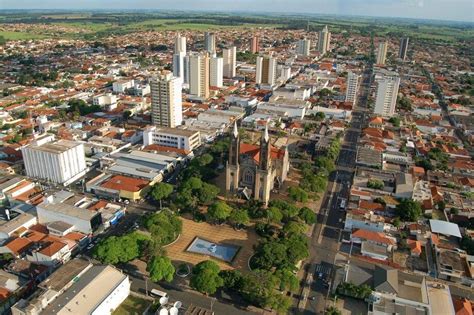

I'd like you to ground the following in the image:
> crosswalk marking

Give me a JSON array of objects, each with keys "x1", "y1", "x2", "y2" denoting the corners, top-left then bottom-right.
[{"x1": 315, "y1": 264, "x2": 332, "y2": 275}]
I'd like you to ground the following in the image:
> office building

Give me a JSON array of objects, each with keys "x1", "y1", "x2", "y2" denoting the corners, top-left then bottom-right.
[
  {"x1": 374, "y1": 70, "x2": 400, "y2": 117},
  {"x1": 297, "y1": 39, "x2": 311, "y2": 56},
  {"x1": 204, "y1": 32, "x2": 216, "y2": 54},
  {"x1": 345, "y1": 72, "x2": 361, "y2": 105},
  {"x1": 150, "y1": 72, "x2": 183, "y2": 128},
  {"x1": 251, "y1": 36, "x2": 259, "y2": 53},
  {"x1": 175, "y1": 34, "x2": 186, "y2": 53},
  {"x1": 318, "y1": 25, "x2": 331, "y2": 55},
  {"x1": 143, "y1": 126, "x2": 201, "y2": 151},
  {"x1": 22, "y1": 139, "x2": 87, "y2": 186},
  {"x1": 172, "y1": 52, "x2": 186, "y2": 82},
  {"x1": 399, "y1": 37, "x2": 409, "y2": 61},
  {"x1": 256, "y1": 55, "x2": 277, "y2": 86},
  {"x1": 189, "y1": 53, "x2": 210, "y2": 99},
  {"x1": 376, "y1": 41, "x2": 388, "y2": 65},
  {"x1": 223, "y1": 46, "x2": 237, "y2": 78},
  {"x1": 209, "y1": 55, "x2": 223, "y2": 88}
]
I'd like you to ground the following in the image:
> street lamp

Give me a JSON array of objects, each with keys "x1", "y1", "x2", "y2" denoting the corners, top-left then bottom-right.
[{"x1": 210, "y1": 297, "x2": 217, "y2": 312}]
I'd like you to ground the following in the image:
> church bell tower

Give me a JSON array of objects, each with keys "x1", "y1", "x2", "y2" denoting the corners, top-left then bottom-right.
[{"x1": 225, "y1": 121, "x2": 240, "y2": 193}]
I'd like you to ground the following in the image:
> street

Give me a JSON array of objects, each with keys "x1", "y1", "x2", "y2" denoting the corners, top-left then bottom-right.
[{"x1": 300, "y1": 68, "x2": 372, "y2": 314}]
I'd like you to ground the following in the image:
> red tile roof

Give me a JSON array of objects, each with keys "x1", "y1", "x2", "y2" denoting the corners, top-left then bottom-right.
[
  {"x1": 101, "y1": 175, "x2": 149, "y2": 193},
  {"x1": 453, "y1": 298, "x2": 473, "y2": 315},
  {"x1": 352, "y1": 229, "x2": 395, "y2": 245},
  {"x1": 239, "y1": 143, "x2": 286, "y2": 164},
  {"x1": 39, "y1": 241, "x2": 67, "y2": 257},
  {"x1": 5, "y1": 238, "x2": 33, "y2": 255}
]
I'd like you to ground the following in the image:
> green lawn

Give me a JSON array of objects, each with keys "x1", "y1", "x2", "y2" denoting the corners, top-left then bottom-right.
[
  {"x1": 0, "y1": 31, "x2": 47, "y2": 40},
  {"x1": 113, "y1": 296, "x2": 150, "y2": 315}
]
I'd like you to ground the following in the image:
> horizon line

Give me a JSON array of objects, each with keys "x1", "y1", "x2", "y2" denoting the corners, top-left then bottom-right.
[{"x1": 0, "y1": 8, "x2": 473, "y2": 25}]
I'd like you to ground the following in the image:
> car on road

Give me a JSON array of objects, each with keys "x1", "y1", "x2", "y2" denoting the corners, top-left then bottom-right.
[{"x1": 86, "y1": 243, "x2": 95, "y2": 250}]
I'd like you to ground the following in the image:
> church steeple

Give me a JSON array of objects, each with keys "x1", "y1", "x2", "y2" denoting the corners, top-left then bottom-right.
[
  {"x1": 259, "y1": 124, "x2": 271, "y2": 170},
  {"x1": 229, "y1": 121, "x2": 240, "y2": 166}
]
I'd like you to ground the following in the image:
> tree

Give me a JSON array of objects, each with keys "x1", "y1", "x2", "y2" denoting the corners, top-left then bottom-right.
[
  {"x1": 144, "y1": 210, "x2": 182, "y2": 245},
  {"x1": 219, "y1": 270, "x2": 244, "y2": 291},
  {"x1": 326, "y1": 306, "x2": 342, "y2": 315},
  {"x1": 93, "y1": 232, "x2": 150, "y2": 264},
  {"x1": 299, "y1": 207, "x2": 316, "y2": 224},
  {"x1": 229, "y1": 208, "x2": 250, "y2": 228},
  {"x1": 288, "y1": 186, "x2": 309, "y2": 202},
  {"x1": 396, "y1": 199, "x2": 422, "y2": 222},
  {"x1": 267, "y1": 207, "x2": 283, "y2": 224},
  {"x1": 122, "y1": 110, "x2": 132, "y2": 124},
  {"x1": 283, "y1": 221, "x2": 306, "y2": 235},
  {"x1": 150, "y1": 182, "x2": 173, "y2": 209},
  {"x1": 252, "y1": 241, "x2": 288, "y2": 270},
  {"x1": 197, "y1": 153, "x2": 213, "y2": 166},
  {"x1": 207, "y1": 201, "x2": 232, "y2": 223},
  {"x1": 198, "y1": 183, "x2": 220, "y2": 205},
  {"x1": 147, "y1": 256, "x2": 175, "y2": 283},
  {"x1": 190, "y1": 260, "x2": 224, "y2": 295},
  {"x1": 367, "y1": 179, "x2": 384, "y2": 190},
  {"x1": 389, "y1": 117, "x2": 401, "y2": 127},
  {"x1": 275, "y1": 268, "x2": 299, "y2": 292}
]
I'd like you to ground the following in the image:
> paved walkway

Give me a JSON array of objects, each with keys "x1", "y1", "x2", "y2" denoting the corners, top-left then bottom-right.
[{"x1": 165, "y1": 218, "x2": 258, "y2": 271}]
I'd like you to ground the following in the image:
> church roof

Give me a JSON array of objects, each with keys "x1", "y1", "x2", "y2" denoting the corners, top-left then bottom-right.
[{"x1": 239, "y1": 143, "x2": 285, "y2": 164}]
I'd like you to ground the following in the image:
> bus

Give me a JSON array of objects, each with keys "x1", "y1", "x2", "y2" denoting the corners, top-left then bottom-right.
[{"x1": 150, "y1": 289, "x2": 168, "y2": 298}]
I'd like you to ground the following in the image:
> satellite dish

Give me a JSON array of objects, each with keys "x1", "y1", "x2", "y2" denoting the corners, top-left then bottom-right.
[
  {"x1": 173, "y1": 301, "x2": 182, "y2": 309},
  {"x1": 159, "y1": 296, "x2": 169, "y2": 305},
  {"x1": 169, "y1": 307, "x2": 179, "y2": 315},
  {"x1": 159, "y1": 308, "x2": 169, "y2": 315}
]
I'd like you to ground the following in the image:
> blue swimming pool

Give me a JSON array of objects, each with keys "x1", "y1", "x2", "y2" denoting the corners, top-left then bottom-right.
[{"x1": 186, "y1": 237, "x2": 240, "y2": 262}]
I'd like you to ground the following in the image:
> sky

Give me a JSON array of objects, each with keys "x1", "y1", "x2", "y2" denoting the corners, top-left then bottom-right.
[{"x1": 2, "y1": 0, "x2": 474, "y2": 23}]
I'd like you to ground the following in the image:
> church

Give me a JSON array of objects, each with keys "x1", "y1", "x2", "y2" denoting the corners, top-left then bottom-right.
[{"x1": 225, "y1": 122, "x2": 290, "y2": 205}]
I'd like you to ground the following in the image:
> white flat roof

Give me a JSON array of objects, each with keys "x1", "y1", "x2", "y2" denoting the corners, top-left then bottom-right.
[{"x1": 429, "y1": 219, "x2": 461, "y2": 238}]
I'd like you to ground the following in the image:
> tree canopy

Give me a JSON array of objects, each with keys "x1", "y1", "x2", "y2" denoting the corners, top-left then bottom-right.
[
  {"x1": 147, "y1": 255, "x2": 175, "y2": 283},
  {"x1": 144, "y1": 210, "x2": 182, "y2": 245},
  {"x1": 93, "y1": 232, "x2": 150, "y2": 264},
  {"x1": 190, "y1": 260, "x2": 224, "y2": 295},
  {"x1": 150, "y1": 182, "x2": 173, "y2": 208},
  {"x1": 207, "y1": 201, "x2": 233, "y2": 223},
  {"x1": 396, "y1": 199, "x2": 422, "y2": 222}
]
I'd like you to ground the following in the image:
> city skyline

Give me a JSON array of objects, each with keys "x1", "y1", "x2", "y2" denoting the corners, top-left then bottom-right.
[{"x1": 2, "y1": 0, "x2": 473, "y2": 23}]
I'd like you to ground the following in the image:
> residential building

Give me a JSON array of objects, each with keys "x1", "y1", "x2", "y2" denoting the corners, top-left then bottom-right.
[
  {"x1": 399, "y1": 37, "x2": 409, "y2": 61},
  {"x1": 92, "y1": 93, "x2": 117, "y2": 110},
  {"x1": 175, "y1": 34, "x2": 186, "y2": 53},
  {"x1": 345, "y1": 71, "x2": 360, "y2": 105},
  {"x1": 256, "y1": 55, "x2": 277, "y2": 86},
  {"x1": 318, "y1": 25, "x2": 331, "y2": 55},
  {"x1": 297, "y1": 39, "x2": 311, "y2": 56},
  {"x1": 22, "y1": 138, "x2": 87, "y2": 186},
  {"x1": 112, "y1": 79, "x2": 134, "y2": 93},
  {"x1": 172, "y1": 52, "x2": 186, "y2": 82},
  {"x1": 189, "y1": 53, "x2": 210, "y2": 99},
  {"x1": 204, "y1": 32, "x2": 216, "y2": 54},
  {"x1": 150, "y1": 72, "x2": 183, "y2": 128},
  {"x1": 209, "y1": 55, "x2": 223, "y2": 88},
  {"x1": 374, "y1": 70, "x2": 400, "y2": 117},
  {"x1": 143, "y1": 126, "x2": 201, "y2": 151},
  {"x1": 223, "y1": 46, "x2": 237, "y2": 78},
  {"x1": 376, "y1": 41, "x2": 388, "y2": 65},
  {"x1": 250, "y1": 35, "x2": 259, "y2": 53}
]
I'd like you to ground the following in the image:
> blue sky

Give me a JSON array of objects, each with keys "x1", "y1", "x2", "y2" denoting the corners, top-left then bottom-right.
[{"x1": 2, "y1": 0, "x2": 473, "y2": 22}]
